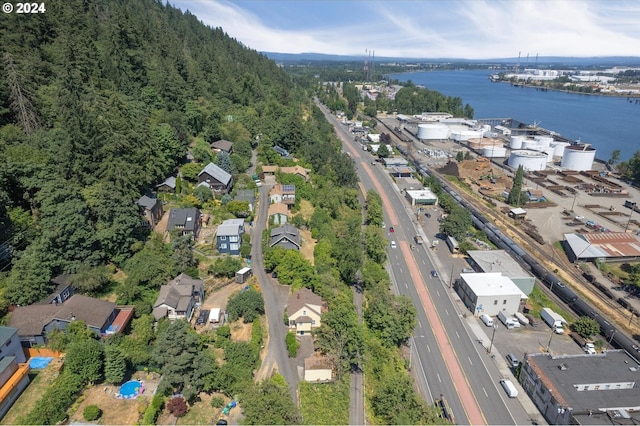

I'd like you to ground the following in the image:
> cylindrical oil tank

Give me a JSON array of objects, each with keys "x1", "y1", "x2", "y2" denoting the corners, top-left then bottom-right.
[
  {"x1": 510, "y1": 135, "x2": 526, "y2": 149},
  {"x1": 551, "y1": 142, "x2": 570, "y2": 157},
  {"x1": 508, "y1": 150, "x2": 548, "y2": 171},
  {"x1": 561, "y1": 144, "x2": 596, "y2": 171},
  {"x1": 417, "y1": 123, "x2": 450, "y2": 140},
  {"x1": 525, "y1": 143, "x2": 545, "y2": 152},
  {"x1": 522, "y1": 139, "x2": 538, "y2": 150},
  {"x1": 543, "y1": 147, "x2": 555, "y2": 164},
  {"x1": 534, "y1": 136, "x2": 554, "y2": 147},
  {"x1": 482, "y1": 146, "x2": 507, "y2": 157},
  {"x1": 450, "y1": 130, "x2": 483, "y2": 142}
]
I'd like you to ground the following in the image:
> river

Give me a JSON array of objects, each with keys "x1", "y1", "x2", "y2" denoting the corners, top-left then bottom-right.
[{"x1": 388, "y1": 70, "x2": 639, "y2": 162}]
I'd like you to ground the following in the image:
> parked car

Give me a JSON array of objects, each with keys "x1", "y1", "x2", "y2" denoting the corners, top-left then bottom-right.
[
  {"x1": 196, "y1": 310, "x2": 209, "y2": 325},
  {"x1": 506, "y1": 353, "x2": 519, "y2": 368},
  {"x1": 425, "y1": 213, "x2": 431, "y2": 218}
]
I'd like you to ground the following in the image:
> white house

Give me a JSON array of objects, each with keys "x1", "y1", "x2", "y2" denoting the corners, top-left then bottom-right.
[{"x1": 287, "y1": 288, "x2": 322, "y2": 336}]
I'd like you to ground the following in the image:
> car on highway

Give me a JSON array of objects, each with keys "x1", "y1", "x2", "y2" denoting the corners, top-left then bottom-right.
[
  {"x1": 389, "y1": 226, "x2": 394, "y2": 233},
  {"x1": 390, "y1": 241, "x2": 397, "y2": 249},
  {"x1": 431, "y1": 270, "x2": 438, "y2": 278},
  {"x1": 425, "y1": 213, "x2": 431, "y2": 218}
]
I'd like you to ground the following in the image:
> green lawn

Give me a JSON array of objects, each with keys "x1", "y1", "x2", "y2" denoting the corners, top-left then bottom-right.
[
  {"x1": 527, "y1": 285, "x2": 575, "y2": 323},
  {"x1": 1, "y1": 370, "x2": 55, "y2": 425}
]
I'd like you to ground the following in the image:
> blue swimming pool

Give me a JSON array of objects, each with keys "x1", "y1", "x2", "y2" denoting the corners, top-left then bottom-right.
[
  {"x1": 119, "y1": 380, "x2": 142, "y2": 399},
  {"x1": 29, "y1": 356, "x2": 53, "y2": 369}
]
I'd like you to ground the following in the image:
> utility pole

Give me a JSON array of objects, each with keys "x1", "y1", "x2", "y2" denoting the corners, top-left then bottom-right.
[
  {"x1": 449, "y1": 262, "x2": 454, "y2": 288},
  {"x1": 487, "y1": 324, "x2": 498, "y2": 354},
  {"x1": 546, "y1": 328, "x2": 555, "y2": 353}
]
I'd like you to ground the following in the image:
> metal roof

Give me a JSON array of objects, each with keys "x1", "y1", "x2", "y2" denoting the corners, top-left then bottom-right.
[
  {"x1": 460, "y1": 272, "x2": 528, "y2": 298},
  {"x1": 198, "y1": 162, "x2": 231, "y2": 185},
  {"x1": 565, "y1": 232, "x2": 640, "y2": 260}
]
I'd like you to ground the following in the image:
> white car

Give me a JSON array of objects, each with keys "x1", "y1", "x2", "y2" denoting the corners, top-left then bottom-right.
[
  {"x1": 584, "y1": 343, "x2": 596, "y2": 354},
  {"x1": 390, "y1": 241, "x2": 397, "y2": 249}
]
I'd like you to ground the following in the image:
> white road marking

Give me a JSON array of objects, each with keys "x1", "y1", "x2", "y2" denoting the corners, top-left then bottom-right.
[
  {"x1": 437, "y1": 373, "x2": 442, "y2": 383},
  {"x1": 445, "y1": 309, "x2": 449, "y2": 316},
  {"x1": 483, "y1": 387, "x2": 488, "y2": 397},
  {"x1": 468, "y1": 357, "x2": 473, "y2": 366},
  {"x1": 455, "y1": 331, "x2": 460, "y2": 339},
  {"x1": 436, "y1": 290, "x2": 440, "y2": 297}
]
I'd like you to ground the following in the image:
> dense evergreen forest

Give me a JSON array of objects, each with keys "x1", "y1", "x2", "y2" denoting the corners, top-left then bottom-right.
[{"x1": 0, "y1": 0, "x2": 357, "y2": 308}]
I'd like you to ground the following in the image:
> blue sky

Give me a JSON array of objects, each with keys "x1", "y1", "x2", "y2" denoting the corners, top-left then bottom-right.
[{"x1": 170, "y1": 1, "x2": 640, "y2": 59}]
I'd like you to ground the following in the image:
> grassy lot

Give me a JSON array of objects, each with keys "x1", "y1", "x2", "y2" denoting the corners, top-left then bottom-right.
[
  {"x1": 299, "y1": 379, "x2": 349, "y2": 425},
  {"x1": 177, "y1": 393, "x2": 215, "y2": 425},
  {"x1": 526, "y1": 285, "x2": 576, "y2": 324}
]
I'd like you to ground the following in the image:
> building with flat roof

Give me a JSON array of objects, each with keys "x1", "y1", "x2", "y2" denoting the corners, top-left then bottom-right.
[
  {"x1": 456, "y1": 272, "x2": 527, "y2": 316},
  {"x1": 520, "y1": 351, "x2": 640, "y2": 425},
  {"x1": 467, "y1": 250, "x2": 535, "y2": 295},
  {"x1": 404, "y1": 188, "x2": 438, "y2": 206}
]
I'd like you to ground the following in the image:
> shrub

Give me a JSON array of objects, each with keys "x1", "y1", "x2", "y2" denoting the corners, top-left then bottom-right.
[
  {"x1": 141, "y1": 394, "x2": 164, "y2": 425},
  {"x1": 83, "y1": 405, "x2": 102, "y2": 421},
  {"x1": 210, "y1": 396, "x2": 225, "y2": 408},
  {"x1": 167, "y1": 396, "x2": 188, "y2": 417},
  {"x1": 286, "y1": 332, "x2": 299, "y2": 357}
]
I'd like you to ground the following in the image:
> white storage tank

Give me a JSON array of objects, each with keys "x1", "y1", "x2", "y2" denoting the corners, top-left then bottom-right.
[
  {"x1": 561, "y1": 144, "x2": 596, "y2": 171},
  {"x1": 450, "y1": 129, "x2": 483, "y2": 141},
  {"x1": 482, "y1": 146, "x2": 507, "y2": 157},
  {"x1": 510, "y1": 135, "x2": 525, "y2": 149},
  {"x1": 534, "y1": 136, "x2": 554, "y2": 148},
  {"x1": 508, "y1": 150, "x2": 548, "y2": 171},
  {"x1": 417, "y1": 123, "x2": 450, "y2": 140},
  {"x1": 551, "y1": 142, "x2": 570, "y2": 157},
  {"x1": 543, "y1": 147, "x2": 555, "y2": 164}
]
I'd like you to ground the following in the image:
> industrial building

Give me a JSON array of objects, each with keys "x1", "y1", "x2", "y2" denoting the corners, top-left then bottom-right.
[
  {"x1": 564, "y1": 232, "x2": 640, "y2": 263},
  {"x1": 466, "y1": 250, "x2": 535, "y2": 295},
  {"x1": 456, "y1": 272, "x2": 528, "y2": 316},
  {"x1": 519, "y1": 351, "x2": 640, "y2": 425},
  {"x1": 404, "y1": 188, "x2": 438, "y2": 206}
]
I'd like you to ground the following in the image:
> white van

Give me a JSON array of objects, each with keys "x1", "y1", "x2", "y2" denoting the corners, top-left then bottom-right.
[
  {"x1": 500, "y1": 379, "x2": 518, "y2": 398},
  {"x1": 480, "y1": 314, "x2": 494, "y2": 327}
]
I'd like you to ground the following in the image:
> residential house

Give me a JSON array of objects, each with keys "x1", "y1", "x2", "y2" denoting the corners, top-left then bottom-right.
[
  {"x1": 42, "y1": 274, "x2": 74, "y2": 305},
  {"x1": 269, "y1": 184, "x2": 295, "y2": 207},
  {"x1": 136, "y1": 194, "x2": 164, "y2": 228},
  {"x1": 287, "y1": 287, "x2": 322, "y2": 335},
  {"x1": 152, "y1": 273, "x2": 204, "y2": 321},
  {"x1": 0, "y1": 327, "x2": 29, "y2": 419},
  {"x1": 210, "y1": 139, "x2": 233, "y2": 154},
  {"x1": 198, "y1": 162, "x2": 233, "y2": 194},
  {"x1": 216, "y1": 218, "x2": 245, "y2": 255},
  {"x1": 234, "y1": 189, "x2": 256, "y2": 212},
  {"x1": 273, "y1": 145, "x2": 291, "y2": 158},
  {"x1": 261, "y1": 165, "x2": 309, "y2": 182},
  {"x1": 155, "y1": 176, "x2": 177, "y2": 192},
  {"x1": 304, "y1": 354, "x2": 333, "y2": 382},
  {"x1": 268, "y1": 203, "x2": 289, "y2": 226},
  {"x1": 270, "y1": 223, "x2": 300, "y2": 250},
  {"x1": 166, "y1": 208, "x2": 201, "y2": 239},
  {"x1": 9, "y1": 295, "x2": 119, "y2": 347}
]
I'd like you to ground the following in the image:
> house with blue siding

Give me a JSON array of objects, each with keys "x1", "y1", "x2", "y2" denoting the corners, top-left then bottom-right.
[{"x1": 216, "y1": 218, "x2": 245, "y2": 255}]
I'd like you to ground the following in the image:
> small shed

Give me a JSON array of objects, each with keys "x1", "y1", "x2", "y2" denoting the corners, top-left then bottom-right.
[
  {"x1": 508, "y1": 207, "x2": 527, "y2": 220},
  {"x1": 208, "y1": 308, "x2": 221, "y2": 324},
  {"x1": 235, "y1": 267, "x2": 253, "y2": 284},
  {"x1": 304, "y1": 354, "x2": 333, "y2": 382}
]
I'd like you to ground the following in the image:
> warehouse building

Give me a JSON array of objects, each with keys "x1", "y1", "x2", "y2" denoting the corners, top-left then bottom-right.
[
  {"x1": 404, "y1": 188, "x2": 438, "y2": 206},
  {"x1": 457, "y1": 272, "x2": 527, "y2": 316},
  {"x1": 467, "y1": 250, "x2": 536, "y2": 295},
  {"x1": 520, "y1": 351, "x2": 640, "y2": 425}
]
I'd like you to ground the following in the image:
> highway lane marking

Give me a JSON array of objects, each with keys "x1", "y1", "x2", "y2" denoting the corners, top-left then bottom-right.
[
  {"x1": 405, "y1": 282, "x2": 408, "y2": 288},
  {"x1": 468, "y1": 357, "x2": 473, "y2": 366},
  {"x1": 418, "y1": 320, "x2": 423, "y2": 329},
  {"x1": 437, "y1": 373, "x2": 442, "y2": 383},
  {"x1": 455, "y1": 331, "x2": 460, "y2": 339},
  {"x1": 436, "y1": 290, "x2": 440, "y2": 297},
  {"x1": 445, "y1": 308, "x2": 450, "y2": 316},
  {"x1": 426, "y1": 344, "x2": 430, "y2": 353},
  {"x1": 483, "y1": 387, "x2": 488, "y2": 398}
]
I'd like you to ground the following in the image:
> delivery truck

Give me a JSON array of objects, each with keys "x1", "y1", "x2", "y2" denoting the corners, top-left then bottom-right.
[
  {"x1": 497, "y1": 310, "x2": 520, "y2": 329},
  {"x1": 541, "y1": 307, "x2": 565, "y2": 334}
]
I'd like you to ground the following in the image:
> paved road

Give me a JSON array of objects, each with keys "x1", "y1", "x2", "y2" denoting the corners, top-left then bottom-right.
[
  {"x1": 317, "y1": 101, "x2": 534, "y2": 425},
  {"x1": 251, "y1": 184, "x2": 299, "y2": 402}
]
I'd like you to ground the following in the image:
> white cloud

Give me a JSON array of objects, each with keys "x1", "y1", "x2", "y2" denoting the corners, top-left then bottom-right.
[{"x1": 172, "y1": 0, "x2": 640, "y2": 58}]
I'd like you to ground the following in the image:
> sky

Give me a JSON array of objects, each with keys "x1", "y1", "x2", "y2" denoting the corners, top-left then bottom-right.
[{"x1": 169, "y1": 0, "x2": 640, "y2": 59}]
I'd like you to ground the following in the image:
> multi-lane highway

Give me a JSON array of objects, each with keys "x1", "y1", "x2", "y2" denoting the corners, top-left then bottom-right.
[{"x1": 317, "y1": 101, "x2": 534, "y2": 425}]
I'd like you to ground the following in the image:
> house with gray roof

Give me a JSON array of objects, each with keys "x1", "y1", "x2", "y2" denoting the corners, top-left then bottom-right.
[
  {"x1": 136, "y1": 194, "x2": 164, "y2": 228},
  {"x1": 152, "y1": 273, "x2": 204, "y2": 321},
  {"x1": 198, "y1": 162, "x2": 233, "y2": 194},
  {"x1": 9, "y1": 295, "x2": 118, "y2": 347},
  {"x1": 0, "y1": 327, "x2": 29, "y2": 418},
  {"x1": 216, "y1": 219, "x2": 245, "y2": 255},
  {"x1": 269, "y1": 223, "x2": 300, "y2": 250},
  {"x1": 42, "y1": 274, "x2": 75, "y2": 305},
  {"x1": 166, "y1": 208, "x2": 201, "y2": 239},
  {"x1": 155, "y1": 176, "x2": 177, "y2": 192},
  {"x1": 210, "y1": 139, "x2": 233, "y2": 153},
  {"x1": 234, "y1": 189, "x2": 256, "y2": 212}
]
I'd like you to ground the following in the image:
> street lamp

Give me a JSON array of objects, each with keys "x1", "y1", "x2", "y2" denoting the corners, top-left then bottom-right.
[
  {"x1": 449, "y1": 262, "x2": 455, "y2": 288},
  {"x1": 546, "y1": 328, "x2": 555, "y2": 353},
  {"x1": 608, "y1": 329, "x2": 616, "y2": 346},
  {"x1": 571, "y1": 194, "x2": 577, "y2": 212},
  {"x1": 487, "y1": 324, "x2": 498, "y2": 354},
  {"x1": 625, "y1": 208, "x2": 634, "y2": 232}
]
